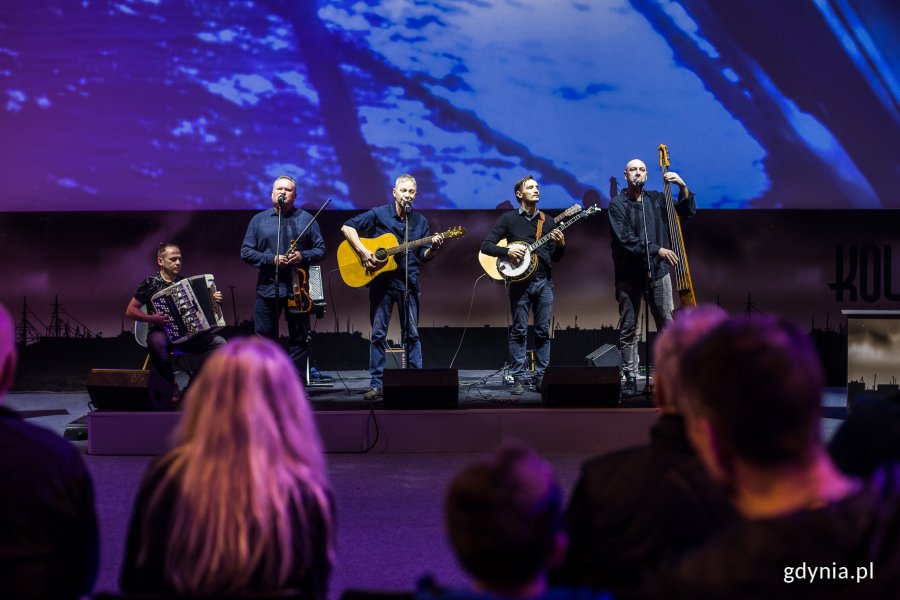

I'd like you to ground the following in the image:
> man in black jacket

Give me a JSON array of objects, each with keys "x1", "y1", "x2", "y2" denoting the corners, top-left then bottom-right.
[
  {"x1": 608, "y1": 158, "x2": 695, "y2": 396},
  {"x1": 481, "y1": 175, "x2": 565, "y2": 395}
]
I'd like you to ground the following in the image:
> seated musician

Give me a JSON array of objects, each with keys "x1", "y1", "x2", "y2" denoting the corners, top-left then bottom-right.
[
  {"x1": 480, "y1": 175, "x2": 565, "y2": 396},
  {"x1": 340, "y1": 174, "x2": 444, "y2": 401},
  {"x1": 125, "y1": 243, "x2": 226, "y2": 389}
]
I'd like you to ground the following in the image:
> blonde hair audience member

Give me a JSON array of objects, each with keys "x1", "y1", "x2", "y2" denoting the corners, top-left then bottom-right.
[{"x1": 120, "y1": 336, "x2": 335, "y2": 598}]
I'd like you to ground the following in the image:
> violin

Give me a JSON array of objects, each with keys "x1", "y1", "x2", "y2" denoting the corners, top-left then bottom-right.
[
  {"x1": 283, "y1": 197, "x2": 331, "y2": 315},
  {"x1": 282, "y1": 233, "x2": 311, "y2": 314},
  {"x1": 287, "y1": 266, "x2": 314, "y2": 314}
]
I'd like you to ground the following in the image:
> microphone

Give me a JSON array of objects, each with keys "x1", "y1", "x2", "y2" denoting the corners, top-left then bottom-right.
[
  {"x1": 277, "y1": 193, "x2": 285, "y2": 205},
  {"x1": 401, "y1": 200, "x2": 413, "y2": 213}
]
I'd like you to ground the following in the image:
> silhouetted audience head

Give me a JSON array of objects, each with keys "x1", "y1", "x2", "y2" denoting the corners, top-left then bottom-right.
[
  {"x1": 445, "y1": 443, "x2": 565, "y2": 597},
  {"x1": 0, "y1": 303, "x2": 16, "y2": 396},
  {"x1": 124, "y1": 336, "x2": 334, "y2": 597},
  {"x1": 652, "y1": 304, "x2": 728, "y2": 414},
  {"x1": 680, "y1": 315, "x2": 824, "y2": 481}
]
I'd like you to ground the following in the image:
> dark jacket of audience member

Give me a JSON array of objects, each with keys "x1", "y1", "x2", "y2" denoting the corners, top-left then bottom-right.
[
  {"x1": 556, "y1": 306, "x2": 736, "y2": 598},
  {"x1": 0, "y1": 407, "x2": 99, "y2": 599},
  {"x1": 557, "y1": 414, "x2": 735, "y2": 597},
  {"x1": 0, "y1": 303, "x2": 99, "y2": 599},
  {"x1": 650, "y1": 464, "x2": 900, "y2": 599},
  {"x1": 120, "y1": 337, "x2": 335, "y2": 599},
  {"x1": 829, "y1": 393, "x2": 900, "y2": 478}
]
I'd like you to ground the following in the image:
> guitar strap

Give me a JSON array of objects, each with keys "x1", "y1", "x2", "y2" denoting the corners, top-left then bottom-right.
[{"x1": 535, "y1": 211, "x2": 545, "y2": 241}]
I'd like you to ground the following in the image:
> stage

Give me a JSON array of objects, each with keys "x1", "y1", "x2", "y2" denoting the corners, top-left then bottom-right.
[{"x1": 9, "y1": 371, "x2": 850, "y2": 457}]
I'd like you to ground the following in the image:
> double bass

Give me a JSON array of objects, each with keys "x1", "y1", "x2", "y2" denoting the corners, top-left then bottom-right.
[{"x1": 658, "y1": 144, "x2": 696, "y2": 307}]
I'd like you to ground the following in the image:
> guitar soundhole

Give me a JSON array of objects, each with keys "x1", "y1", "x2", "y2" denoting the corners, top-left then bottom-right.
[{"x1": 374, "y1": 248, "x2": 388, "y2": 261}]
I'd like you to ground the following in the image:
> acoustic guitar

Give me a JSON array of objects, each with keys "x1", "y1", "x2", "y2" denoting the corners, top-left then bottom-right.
[{"x1": 337, "y1": 226, "x2": 466, "y2": 288}]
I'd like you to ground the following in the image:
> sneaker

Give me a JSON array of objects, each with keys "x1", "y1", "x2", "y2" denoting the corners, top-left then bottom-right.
[
  {"x1": 363, "y1": 387, "x2": 382, "y2": 401},
  {"x1": 621, "y1": 377, "x2": 637, "y2": 398},
  {"x1": 511, "y1": 380, "x2": 526, "y2": 395},
  {"x1": 309, "y1": 367, "x2": 333, "y2": 383},
  {"x1": 531, "y1": 376, "x2": 543, "y2": 391}
]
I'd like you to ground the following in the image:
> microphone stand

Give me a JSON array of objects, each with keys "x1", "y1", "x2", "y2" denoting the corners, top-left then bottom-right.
[
  {"x1": 287, "y1": 198, "x2": 332, "y2": 384},
  {"x1": 638, "y1": 189, "x2": 654, "y2": 400},
  {"x1": 402, "y1": 202, "x2": 411, "y2": 370},
  {"x1": 275, "y1": 198, "x2": 284, "y2": 320}
]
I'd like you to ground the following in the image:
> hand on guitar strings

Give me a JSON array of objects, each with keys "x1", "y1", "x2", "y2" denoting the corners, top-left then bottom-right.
[
  {"x1": 359, "y1": 249, "x2": 383, "y2": 271},
  {"x1": 549, "y1": 229, "x2": 565, "y2": 246},
  {"x1": 507, "y1": 245, "x2": 527, "y2": 263}
]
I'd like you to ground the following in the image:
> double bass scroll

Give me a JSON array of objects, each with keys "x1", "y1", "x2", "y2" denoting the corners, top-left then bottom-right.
[{"x1": 658, "y1": 144, "x2": 696, "y2": 307}]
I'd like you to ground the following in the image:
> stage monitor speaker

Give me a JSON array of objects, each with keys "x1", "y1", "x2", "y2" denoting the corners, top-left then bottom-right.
[
  {"x1": 383, "y1": 368, "x2": 459, "y2": 410},
  {"x1": 86, "y1": 369, "x2": 176, "y2": 411},
  {"x1": 585, "y1": 343, "x2": 622, "y2": 368},
  {"x1": 541, "y1": 366, "x2": 621, "y2": 407}
]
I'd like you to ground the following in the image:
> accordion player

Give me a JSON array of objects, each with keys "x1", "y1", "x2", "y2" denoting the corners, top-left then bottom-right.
[{"x1": 151, "y1": 274, "x2": 226, "y2": 344}]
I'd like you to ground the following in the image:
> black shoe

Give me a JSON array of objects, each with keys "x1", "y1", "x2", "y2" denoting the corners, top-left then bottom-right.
[
  {"x1": 511, "y1": 380, "x2": 526, "y2": 395},
  {"x1": 532, "y1": 377, "x2": 543, "y2": 391},
  {"x1": 363, "y1": 387, "x2": 382, "y2": 401},
  {"x1": 621, "y1": 377, "x2": 637, "y2": 398}
]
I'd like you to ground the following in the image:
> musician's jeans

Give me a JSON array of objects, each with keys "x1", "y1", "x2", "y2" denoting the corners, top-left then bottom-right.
[
  {"x1": 616, "y1": 273, "x2": 674, "y2": 380},
  {"x1": 147, "y1": 329, "x2": 226, "y2": 385},
  {"x1": 254, "y1": 295, "x2": 311, "y2": 373},
  {"x1": 369, "y1": 278, "x2": 422, "y2": 389},
  {"x1": 508, "y1": 277, "x2": 554, "y2": 382}
]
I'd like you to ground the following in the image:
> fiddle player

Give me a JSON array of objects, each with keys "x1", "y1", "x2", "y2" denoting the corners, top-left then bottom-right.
[
  {"x1": 480, "y1": 175, "x2": 566, "y2": 396},
  {"x1": 240, "y1": 175, "x2": 328, "y2": 381},
  {"x1": 608, "y1": 159, "x2": 695, "y2": 397},
  {"x1": 126, "y1": 243, "x2": 226, "y2": 389}
]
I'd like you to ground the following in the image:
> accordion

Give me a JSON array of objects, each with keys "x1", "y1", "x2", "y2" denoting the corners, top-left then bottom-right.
[{"x1": 151, "y1": 274, "x2": 226, "y2": 344}]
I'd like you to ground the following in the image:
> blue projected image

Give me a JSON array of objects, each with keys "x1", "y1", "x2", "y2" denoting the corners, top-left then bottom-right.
[{"x1": 0, "y1": 0, "x2": 896, "y2": 211}]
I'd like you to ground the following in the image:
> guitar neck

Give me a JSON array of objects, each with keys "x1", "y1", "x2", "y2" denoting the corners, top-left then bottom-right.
[
  {"x1": 527, "y1": 213, "x2": 585, "y2": 252},
  {"x1": 384, "y1": 235, "x2": 433, "y2": 257}
]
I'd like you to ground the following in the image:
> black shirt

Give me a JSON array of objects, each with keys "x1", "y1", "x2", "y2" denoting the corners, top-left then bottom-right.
[{"x1": 480, "y1": 208, "x2": 566, "y2": 277}]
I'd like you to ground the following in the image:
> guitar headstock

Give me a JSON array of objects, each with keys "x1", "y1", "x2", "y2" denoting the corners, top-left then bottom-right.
[
  {"x1": 582, "y1": 204, "x2": 601, "y2": 217},
  {"x1": 442, "y1": 226, "x2": 467, "y2": 240},
  {"x1": 658, "y1": 144, "x2": 670, "y2": 169},
  {"x1": 561, "y1": 203, "x2": 582, "y2": 219}
]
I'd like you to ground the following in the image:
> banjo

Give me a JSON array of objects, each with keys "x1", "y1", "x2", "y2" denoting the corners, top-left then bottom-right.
[{"x1": 495, "y1": 205, "x2": 600, "y2": 282}]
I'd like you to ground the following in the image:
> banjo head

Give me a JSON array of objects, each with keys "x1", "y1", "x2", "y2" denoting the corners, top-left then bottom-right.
[{"x1": 496, "y1": 243, "x2": 534, "y2": 280}]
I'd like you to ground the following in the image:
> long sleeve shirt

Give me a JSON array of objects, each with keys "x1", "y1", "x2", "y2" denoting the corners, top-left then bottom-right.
[
  {"x1": 480, "y1": 208, "x2": 566, "y2": 277},
  {"x1": 342, "y1": 204, "x2": 433, "y2": 289},
  {"x1": 608, "y1": 189, "x2": 695, "y2": 283},
  {"x1": 241, "y1": 207, "x2": 326, "y2": 298}
]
